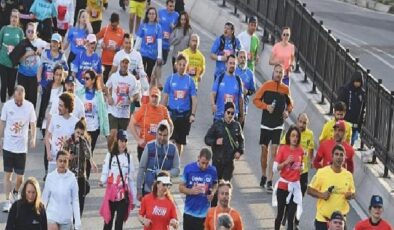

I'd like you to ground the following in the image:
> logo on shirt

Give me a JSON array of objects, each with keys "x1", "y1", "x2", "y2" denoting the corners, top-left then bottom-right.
[{"x1": 152, "y1": 205, "x2": 168, "y2": 216}]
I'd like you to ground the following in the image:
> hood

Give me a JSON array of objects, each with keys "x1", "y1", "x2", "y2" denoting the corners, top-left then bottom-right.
[{"x1": 349, "y1": 70, "x2": 363, "y2": 87}]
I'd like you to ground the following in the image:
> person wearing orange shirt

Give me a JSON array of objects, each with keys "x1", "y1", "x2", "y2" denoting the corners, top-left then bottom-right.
[
  {"x1": 129, "y1": 87, "x2": 173, "y2": 161},
  {"x1": 96, "y1": 13, "x2": 125, "y2": 83},
  {"x1": 354, "y1": 195, "x2": 393, "y2": 230},
  {"x1": 204, "y1": 180, "x2": 243, "y2": 230}
]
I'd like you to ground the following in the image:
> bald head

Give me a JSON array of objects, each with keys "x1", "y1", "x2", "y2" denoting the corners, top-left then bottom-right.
[{"x1": 297, "y1": 113, "x2": 309, "y2": 132}]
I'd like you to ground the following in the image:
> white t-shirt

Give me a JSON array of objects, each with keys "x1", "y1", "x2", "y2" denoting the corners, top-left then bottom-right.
[
  {"x1": 1, "y1": 100, "x2": 36, "y2": 153},
  {"x1": 112, "y1": 49, "x2": 146, "y2": 76},
  {"x1": 42, "y1": 87, "x2": 63, "y2": 129},
  {"x1": 237, "y1": 31, "x2": 252, "y2": 54},
  {"x1": 50, "y1": 94, "x2": 85, "y2": 119},
  {"x1": 106, "y1": 72, "x2": 139, "y2": 119},
  {"x1": 82, "y1": 96, "x2": 99, "y2": 131},
  {"x1": 48, "y1": 114, "x2": 79, "y2": 157}
]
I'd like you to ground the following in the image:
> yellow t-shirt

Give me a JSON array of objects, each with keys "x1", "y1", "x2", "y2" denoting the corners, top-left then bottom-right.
[
  {"x1": 319, "y1": 119, "x2": 352, "y2": 144},
  {"x1": 87, "y1": 0, "x2": 108, "y2": 22},
  {"x1": 280, "y1": 128, "x2": 315, "y2": 174},
  {"x1": 308, "y1": 166, "x2": 355, "y2": 222},
  {"x1": 181, "y1": 48, "x2": 205, "y2": 89}
]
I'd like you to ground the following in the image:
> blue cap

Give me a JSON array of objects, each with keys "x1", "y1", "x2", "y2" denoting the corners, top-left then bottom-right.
[
  {"x1": 370, "y1": 195, "x2": 383, "y2": 207},
  {"x1": 117, "y1": 129, "x2": 128, "y2": 141},
  {"x1": 51, "y1": 33, "x2": 62, "y2": 43}
]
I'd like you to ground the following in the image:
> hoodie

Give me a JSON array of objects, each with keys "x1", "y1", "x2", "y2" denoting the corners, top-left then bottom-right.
[
  {"x1": 42, "y1": 169, "x2": 81, "y2": 229},
  {"x1": 337, "y1": 71, "x2": 366, "y2": 126}
]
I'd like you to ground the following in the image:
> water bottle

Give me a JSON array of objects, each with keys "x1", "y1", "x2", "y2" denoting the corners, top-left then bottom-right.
[{"x1": 271, "y1": 99, "x2": 277, "y2": 109}]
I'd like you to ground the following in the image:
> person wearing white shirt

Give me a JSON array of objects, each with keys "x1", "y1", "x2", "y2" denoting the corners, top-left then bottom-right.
[
  {"x1": 105, "y1": 56, "x2": 139, "y2": 150},
  {"x1": 45, "y1": 92, "x2": 79, "y2": 173},
  {"x1": 0, "y1": 85, "x2": 36, "y2": 212},
  {"x1": 42, "y1": 150, "x2": 81, "y2": 230}
]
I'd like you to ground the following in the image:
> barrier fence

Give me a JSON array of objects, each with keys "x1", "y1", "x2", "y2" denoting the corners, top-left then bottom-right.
[{"x1": 220, "y1": 0, "x2": 394, "y2": 176}]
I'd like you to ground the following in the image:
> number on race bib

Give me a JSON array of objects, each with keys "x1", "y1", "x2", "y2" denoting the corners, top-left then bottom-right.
[
  {"x1": 175, "y1": 90, "x2": 186, "y2": 100},
  {"x1": 145, "y1": 36, "x2": 155, "y2": 44}
]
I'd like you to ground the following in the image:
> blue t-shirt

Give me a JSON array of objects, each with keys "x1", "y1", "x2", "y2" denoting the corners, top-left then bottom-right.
[
  {"x1": 29, "y1": 0, "x2": 57, "y2": 21},
  {"x1": 212, "y1": 73, "x2": 242, "y2": 120},
  {"x1": 67, "y1": 27, "x2": 88, "y2": 56},
  {"x1": 182, "y1": 162, "x2": 217, "y2": 218},
  {"x1": 158, "y1": 9, "x2": 179, "y2": 50},
  {"x1": 40, "y1": 49, "x2": 69, "y2": 88},
  {"x1": 163, "y1": 73, "x2": 196, "y2": 113},
  {"x1": 18, "y1": 47, "x2": 40, "y2": 77},
  {"x1": 210, "y1": 36, "x2": 241, "y2": 78},
  {"x1": 71, "y1": 52, "x2": 102, "y2": 85},
  {"x1": 235, "y1": 66, "x2": 255, "y2": 113},
  {"x1": 137, "y1": 23, "x2": 163, "y2": 60}
]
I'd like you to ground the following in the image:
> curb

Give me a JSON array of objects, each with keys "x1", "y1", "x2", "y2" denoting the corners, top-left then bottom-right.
[{"x1": 339, "y1": 0, "x2": 394, "y2": 13}]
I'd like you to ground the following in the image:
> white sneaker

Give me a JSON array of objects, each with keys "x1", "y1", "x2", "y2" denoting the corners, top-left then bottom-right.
[
  {"x1": 11, "y1": 191, "x2": 18, "y2": 203},
  {"x1": 2, "y1": 201, "x2": 12, "y2": 212}
]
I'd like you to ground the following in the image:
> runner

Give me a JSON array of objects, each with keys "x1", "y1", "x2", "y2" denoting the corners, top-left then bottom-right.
[
  {"x1": 307, "y1": 144, "x2": 356, "y2": 230},
  {"x1": 210, "y1": 22, "x2": 242, "y2": 81},
  {"x1": 170, "y1": 11, "x2": 192, "y2": 72},
  {"x1": 128, "y1": 0, "x2": 147, "y2": 35},
  {"x1": 162, "y1": 53, "x2": 197, "y2": 155},
  {"x1": 181, "y1": 33, "x2": 205, "y2": 90},
  {"x1": 204, "y1": 180, "x2": 244, "y2": 230},
  {"x1": 87, "y1": 0, "x2": 108, "y2": 34},
  {"x1": 158, "y1": 0, "x2": 179, "y2": 65},
  {"x1": 179, "y1": 148, "x2": 218, "y2": 230},
  {"x1": 319, "y1": 101, "x2": 352, "y2": 144},
  {"x1": 54, "y1": 0, "x2": 74, "y2": 37},
  {"x1": 354, "y1": 195, "x2": 393, "y2": 230},
  {"x1": 129, "y1": 87, "x2": 173, "y2": 161},
  {"x1": 328, "y1": 211, "x2": 345, "y2": 230},
  {"x1": 237, "y1": 16, "x2": 260, "y2": 72},
  {"x1": 253, "y1": 64, "x2": 293, "y2": 192},
  {"x1": 136, "y1": 120, "x2": 180, "y2": 199},
  {"x1": 211, "y1": 54, "x2": 244, "y2": 123},
  {"x1": 29, "y1": 0, "x2": 57, "y2": 42},
  {"x1": 138, "y1": 171, "x2": 179, "y2": 230},
  {"x1": 0, "y1": 85, "x2": 36, "y2": 212}
]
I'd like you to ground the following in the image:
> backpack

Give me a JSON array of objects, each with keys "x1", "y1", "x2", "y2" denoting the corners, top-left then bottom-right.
[
  {"x1": 219, "y1": 34, "x2": 237, "y2": 52},
  {"x1": 214, "y1": 72, "x2": 243, "y2": 112}
]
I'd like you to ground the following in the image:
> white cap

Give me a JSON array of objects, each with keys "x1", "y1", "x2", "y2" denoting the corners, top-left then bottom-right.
[
  {"x1": 157, "y1": 176, "x2": 172, "y2": 185},
  {"x1": 86, "y1": 34, "x2": 97, "y2": 43}
]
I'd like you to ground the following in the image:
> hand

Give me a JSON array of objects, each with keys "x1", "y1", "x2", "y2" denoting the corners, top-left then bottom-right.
[
  {"x1": 190, "y1": 184, "x2": 203, "y2": 195},
  {"x1": 284, "y1": 155, "x2": 294, "y2": 165},
  {"x1": 47, "y1": 154, "x2": 52, "y2": 161},
  {"x1": 107, "y1": 97, "x2": 114, "y2": 106},
  {"x1": 216, "y1": 138, "x2": 223, "y2": 145},
  {"x1": 283, "y1": 111, "x2": 289, "y2": 119},
  {"x1": 69, "y1": 154, "x2": 74, "y2": 160},
  {"x1": 142, "y1": 218, "x2": 152, "y2": 227},
  {"x1": 189, "y1": 114, "x2": 195, "y2": 123},
  {"x1": 267, "y1": 104, "x2": 274, "y2": 114},
  {"x1": 137, "y1": 138, "x2": 145, "y2": 147},
  {"x1": 156, "y1": 59, "x2": 163, "y2": 66},
  {"x1": 255, "y1": 55, "x2": 260, "y2": 63},
  {"x1": 344, "y1": 192, "x2": 354, "y2": 200},
  {"x1": 91, "y1": 161, "x2": 98, "y2": 173},
  {"x1": 29, "y1": 139, "x2": 36, "y2": 149},
  {"x1": 207, "y1": 190, "x2": 215, "y2": 201},
  {"x1": 211, "y1": 104, "x2": 217, "y2": 113},
  {"x1": 170, "y1": 218, "x2": 179, "y2": 229},
  {"x1": 234, "y1": 152, "x2": 241, "y2": 160},
  {"x1": 321, "y1": 191, "x2": 331, "y2": 200}
]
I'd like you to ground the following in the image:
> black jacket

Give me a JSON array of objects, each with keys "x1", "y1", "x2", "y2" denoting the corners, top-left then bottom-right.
[
  {"x1": 204, "y1": 119, "x2": 245, "y2": 163},
  {"x1": 337, "y1": 71, "x2": 366, "y2": 127},
  {"x1": 6, "y1": 200, "x2": 47, "y2": 230},
  {"x1": 9, "y1": 38, "x2": 37, "y2": 67}
]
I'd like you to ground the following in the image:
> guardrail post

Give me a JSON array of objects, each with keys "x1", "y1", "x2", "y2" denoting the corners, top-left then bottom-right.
[
  {"x1": 326, "y1": 38, "x2": 341, "y2": 115},
  {"x1": 383, "y1": 91, "x2": 394, "y2": 177},
  {"x1": 294, "y1": 3, "x2": 307, "y2": 74},
  {"x1": 262, "y1": 0, "x2": 271, "y2": 44},
  {"x1": 359, "y1": 68, "x2": 370, "y2": 151},
  {"x1": 319, "y1": 29, "x2": 331, "y2": 105},
  {"x1": 221, "y1": 0, "x2": 226, "y2": 7},
  {"x1": 271, "y1": 0, "x2": 280, "y2": 44},
  {"x1": 302, "y1": 12, "x2": 314, "y2": 83},
  {"x1": 232, "y1": 0, "x2": 239, "y2": 16},
  {"x1": 310, "y1": 20, "x2": 323, "y2": 94},
  {"x1": 372, "y1": 79, "x2": 383, "y2": 164}
]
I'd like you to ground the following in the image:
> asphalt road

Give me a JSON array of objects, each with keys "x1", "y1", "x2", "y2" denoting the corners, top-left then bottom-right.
[
  {"x1": 0, "y1": 0, "x2": 363, "y2": 229},
  {"x1": 301, "y1": 0, "x2": 394, "y2": 91}
]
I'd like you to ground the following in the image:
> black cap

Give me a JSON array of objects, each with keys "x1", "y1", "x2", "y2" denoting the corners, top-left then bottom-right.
[
  {"x1": 65, "y1": 75, "x2": 76, "y2": 84},
  {"x1": 248, "y1": 16, "x2": 257, "y2": 23},
  {"x1": 117, "y1": 129, "x2": 128, "y2": 141},
  {"x1": 330, "y1": 211, "x2": 344, "y2": 221}
]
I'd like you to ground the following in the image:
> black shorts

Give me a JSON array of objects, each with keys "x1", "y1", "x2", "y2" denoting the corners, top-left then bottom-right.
[
  {"x1": 259, "y1": 128, "x2": 282, "y2": 146},
  {"x1": 183, "y1": 213, "x2": 205, "y2": 230},
  {"x1": 171, "y1": 116, "x2": 191, "y2": 145},
  {"x1": 108, "y1": 114, "x2": 130, "y2": 130},
  {"x1": 3, "y1": 149, "x2": 27, "y2": 175}
]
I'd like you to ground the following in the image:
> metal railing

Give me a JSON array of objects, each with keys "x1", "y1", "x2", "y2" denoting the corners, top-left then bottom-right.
[{"x1": 220, "y1": 0, "x2": 394, "y2": 176}]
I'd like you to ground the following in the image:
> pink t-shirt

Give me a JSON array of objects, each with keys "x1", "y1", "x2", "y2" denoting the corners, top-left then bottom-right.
[{"x1": 272, "y1": 42, "x2": 295, "y2": 73}]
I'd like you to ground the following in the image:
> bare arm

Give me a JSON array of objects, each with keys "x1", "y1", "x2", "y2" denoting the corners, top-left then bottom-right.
[
  {"x1": 191, "y1": 95, "x2": 197, "y2": 115},
  {"x1": 161, "y1": 93, "x2": 169, "y2": 106},
  {"x1": 29, "y1": 122, "x2": 37, "y2": 148}
]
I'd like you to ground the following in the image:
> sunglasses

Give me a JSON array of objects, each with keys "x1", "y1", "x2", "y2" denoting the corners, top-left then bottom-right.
[
  {"x1": 163, "y1": 184, "x2": 172, "y2": 187},
  {"x1": 282, "y1": 33, "x2": 290, "y2": 37},
  {"x1": 26, "y1": 29, "x2": 34, "y2": 34},
  {"x1": 226, "y1": 111, "x2": 235, "y2": 115},
  {"x1": 83, "y1": 77, "x2": 92, "y2": 81}
]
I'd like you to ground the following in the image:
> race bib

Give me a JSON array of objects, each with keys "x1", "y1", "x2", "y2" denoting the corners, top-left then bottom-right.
[
  {"x1": 224, "y1": 94, "x2": 234, "y2": 103},
  {"x1": 148, "y1": 123, "x2": 158, "y2": 135},
  {"x1": 223, "y1": 49, "x2": 232, "y2": 56},
  {"x1": 175, "y1": 90, "x2": 186, "y2": 100},
  {"x1": 45, "y1": 71, "x2": 53, "y2": 81},
  {"x1": 84, "y1": 102, "x2": 93, "y2": 117},
  {"x1": 75, "y1": 38, "x2": 84, "y2": 47},
  {"x1": 7, "y1": 45, "x2": 14, "y2": 54},
  {"x1": 163, "y1": 31, "x2": 170, "y2": 39},
  {"x1": 145, "y1": 35, "x2": 155, "y2": 44},
  {"x1": 108, "y1": 40, "x2": 116, "y2": 49},
  {"x1": 91, "y1": 9, "x2": 98, "y2": 18}
]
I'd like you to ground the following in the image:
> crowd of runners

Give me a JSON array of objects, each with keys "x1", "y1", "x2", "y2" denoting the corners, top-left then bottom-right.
[{"x1": 0, "y1": 0, "x2": 392, "y2": 229}]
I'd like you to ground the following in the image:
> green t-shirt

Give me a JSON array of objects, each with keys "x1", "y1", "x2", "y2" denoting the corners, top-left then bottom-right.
[
  {"x1": 247, "y1": 34, "x2": 260, "y2": 71},
  {"x1": 0, "y1": 25, "x2": 24, "y2": 68}
]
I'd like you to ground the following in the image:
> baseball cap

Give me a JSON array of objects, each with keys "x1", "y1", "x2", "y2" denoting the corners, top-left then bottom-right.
[
  {"x1": 86, "y1": 34, "x2": 97, "y2": 43},
  {"x1": 51, "y1": 33, "x2": 62, "y2": 43},
  {"x1": 333, "y1": 120, "x2": 346, "y2": 131},
  {"x1": 157, "y1": 176, "x2": 172, "y2": 185},
  {"x1": 330, "y1": 211, "x2": 345, "y2": 221},
  {"x1": 370, "y1": 195, "x2": 383, "y2": 207},
  {"x1": 64, "y1": 75, "x2": 76, "y2": 84},
  {"x1": 150, "y1": 87, "x2": 161, "y2": 97},
  {"x1": 120, "y1": 56, "x2": 130, "y2": 63},
  {"x1": 117, "y1": 129, "x2": 128, "y2": 141},
  {"x1": 248, "y1": 16, "x2": 257, "y2": 23}
]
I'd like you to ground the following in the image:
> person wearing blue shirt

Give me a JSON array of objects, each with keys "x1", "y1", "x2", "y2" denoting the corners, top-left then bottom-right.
[
  {"x1": 135, "y1": 6, "x2": 163, "y2": 82},
  {"x1": 235, "y1": 50, "x2": 255, "y2": 128},
  {"x1": 179, "y1": 148, "x2": 218, "y2": 230},
  {"x1": 211, "y1": 54, "x2": 244, "y2": 123},
  {"x1": 210, "y1": 22, "x2": 242, "y2": 81},
  {"x1": 162, "y1": 54, "x2": 197, "y2": 156},
  {"x1": 71, "y1": 34, "x2": 103, "y2": 87},
  {"x1": 158, "y1": 0, "x2": 179, "y2": 64}
]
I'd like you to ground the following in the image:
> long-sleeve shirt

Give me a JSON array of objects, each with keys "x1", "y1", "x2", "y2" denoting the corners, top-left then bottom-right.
[
  {"x1": 6, "y1": 200, "x2": 47, "y2": 230},
  {"x1": 42, "y1": 169, "x2": 81, "y2": 228}
]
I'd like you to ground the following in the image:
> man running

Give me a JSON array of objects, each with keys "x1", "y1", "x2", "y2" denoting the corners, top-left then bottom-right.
[{"x1": 237, "y1": 16, "x2": 260, "y2": 71}]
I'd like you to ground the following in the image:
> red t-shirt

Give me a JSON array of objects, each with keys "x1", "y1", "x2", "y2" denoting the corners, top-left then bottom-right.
[
  {"x1": 313, "y1": 139, "x2": 355, "y2": 173},
  {"x1": 354, "y1": 218, "x2": 393, "y2": 230},
  {"x1": 139, "y1": 193, "x2": 178, "y2": 230},
  {"x1": 275, "y1": 145, "x2": 303, "y2": 190}
]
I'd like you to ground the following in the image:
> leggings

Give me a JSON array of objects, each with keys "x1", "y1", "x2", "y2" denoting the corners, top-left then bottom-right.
[
  {"x1": 103, "y1": 65, "x2": 112, "y2": 84},
  {"x1": 91, "y1": 21, "x2": 102, "y2": 34},
  {"x1": 17, "y1": 72, "x2": 38, "y2": 108},
  {"x1": 0, "y1": 64, "x2": 17, "y2": 103},
  {"x1": 275, "y1": 188, "x2": 297, "y2": 230},
  {"x1": 142, "y1": 56, "x2": 156, "y2": 82},
  {"x1": 77, "y1": 177, "x2": 87, "y2": 216},
  {"x1": 103, "y1": 199, "x2": 128, "y2": 230},
  {"x1": 86, "y1": 129, "x2": 100, "y2": 179}
]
